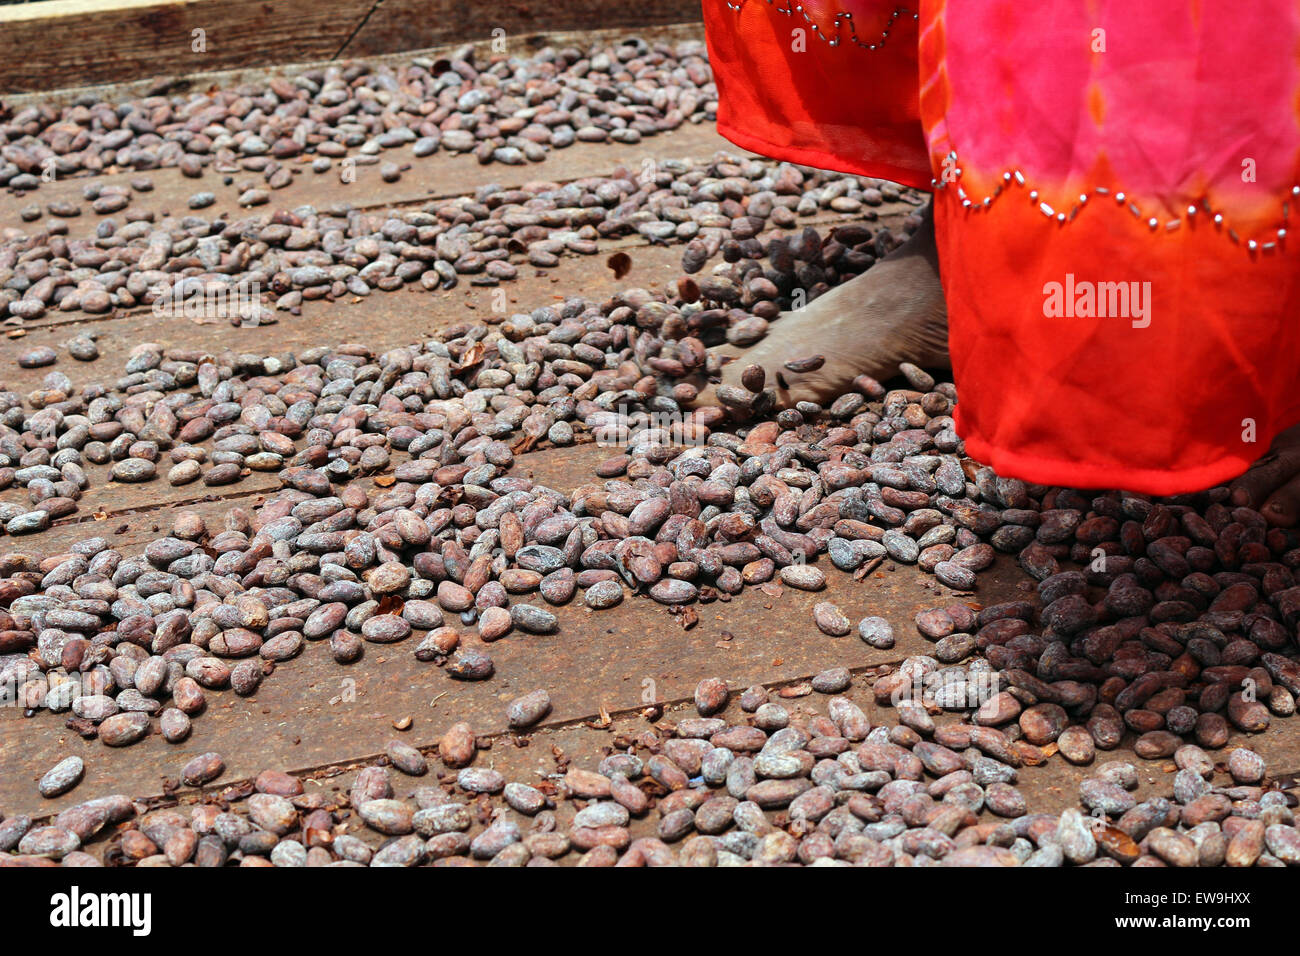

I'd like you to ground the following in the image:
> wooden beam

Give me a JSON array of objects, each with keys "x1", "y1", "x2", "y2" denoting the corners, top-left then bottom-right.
[
  {"x1": 342, "y1": 0, "x2": 704, "y2": 58},
  {"x1": 0, "y1": 0, "x2": 704, "y2": 96},
  {"x1": 0, "y1": 0, "x2": 376, "y2": 94}
]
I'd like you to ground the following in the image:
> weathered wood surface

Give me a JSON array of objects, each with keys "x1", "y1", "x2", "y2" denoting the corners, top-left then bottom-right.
[
  {"x1": 0, "y1": 0, "x2": 377, "y2": 94},
  {"x1": 0, "y1": 0, "x2": 703, "y2": 94},
  {"x1": 344, "y1": 0, "x2": 704, "y2": 59},
  {"x1": 0, "y1": 115, "x2": 939, "y2": 815},
  {"x1": 0, "y1": 122, "x2": 737, "y2": 228},
  {"x1": 4, "y1": 67, "x2": 1291, "y2": 839}
]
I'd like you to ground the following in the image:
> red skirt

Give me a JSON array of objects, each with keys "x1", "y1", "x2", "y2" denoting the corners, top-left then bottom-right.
[{"x1": 704, "y1": 0, "x2": 1300, "y2": 495}]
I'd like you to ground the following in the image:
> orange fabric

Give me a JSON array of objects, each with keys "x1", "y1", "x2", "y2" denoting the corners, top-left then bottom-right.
[
  {"x1": 933, "y1": 191, "x2": 1300, "y2": 494},
  {"x1": 922, "y1": 0, "x2": 1300, "y2": 494},
  {"x1": 704, "y1": 0, "x2": 1300, "y2": 494}
]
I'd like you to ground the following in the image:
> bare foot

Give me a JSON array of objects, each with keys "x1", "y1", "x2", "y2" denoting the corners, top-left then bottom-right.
[
  {"x1": 1229, "y1": 424, "x2": 1300, "y2": 527},
  {"x1": 704, "y1": 200, "x2": 949, "y2": 411}
]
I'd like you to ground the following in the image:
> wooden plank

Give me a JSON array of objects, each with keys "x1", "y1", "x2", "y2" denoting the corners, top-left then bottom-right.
[
  {"x1": 0, "y1": 0, "x2": 702, "y2": 95},
  {"x1": 18, "y1": 680, "x2": 1300, "y2": 857},
  {"x1": 2, "y1": 21, "x2": 707, "y2": 109},
  {"x1": 0, "y1": 548, "x2": 1027, "y2": 816},
  {"x1": 343, "y1": 0, "x2": 702, "y2": 59},
  {"x1": 1, "y1": 198, "x2": 906, "y2": 394},
  {"x1": 0, "y1": 0, "x2": 377, "y2": 94},
  {"x1": 0, "y1": 240, "x2": 695, "y2": 391},
  {"x1": 0, "y1": 122, "x2": 741, "y2": 233},
  {"x1": 4, "y1": 439, "x2": 604, "y2": 558}
]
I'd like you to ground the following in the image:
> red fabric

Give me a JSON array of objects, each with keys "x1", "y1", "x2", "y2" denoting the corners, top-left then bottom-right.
[
  {"x1": 923, "y1": 0, "x2": 1300, "y2": 494},
  {"x1": 703, "y1": 0, "x2": 930, "y2": 188},
  {"x1": 704, "y1": 0, "x2": 1300, "y2": 494}
]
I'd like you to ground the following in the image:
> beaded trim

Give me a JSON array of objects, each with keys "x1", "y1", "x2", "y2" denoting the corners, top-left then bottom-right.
[
  {"x1": 932, "y1": 154, "x2": 1292, "y2": 253},
  {"x1": 717, "y1": 1, "x2": 1290, "y2": 252},
  {"x1": 721, "y1": 2, "x2": 918, "y2": 51}
]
